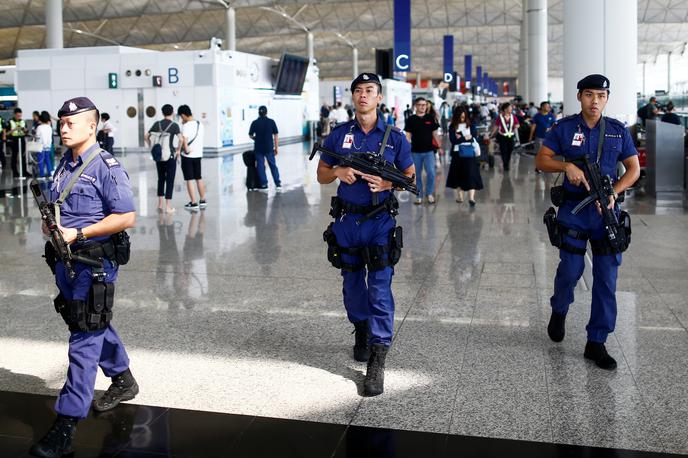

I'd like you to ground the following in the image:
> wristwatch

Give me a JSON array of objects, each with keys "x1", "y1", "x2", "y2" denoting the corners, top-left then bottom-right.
[{"x1": 76, "y1": 228, "x2": 87, "y2": 243}]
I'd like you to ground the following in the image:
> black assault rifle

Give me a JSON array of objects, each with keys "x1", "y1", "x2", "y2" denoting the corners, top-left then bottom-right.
[
  {"x1": 569, "y1": 157, "x2": 628, "y2": 252},
  {"x1": 309, "y1": 143, "x2": 419, "y2": 196},
  {"x1": 30, "y1": 180, "x2": 101, "y2": 279}
]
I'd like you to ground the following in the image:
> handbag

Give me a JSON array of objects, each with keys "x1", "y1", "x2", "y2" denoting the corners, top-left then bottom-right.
[
  {"x1": 471, "y1": 138, "x2": 482, "y2": 157},
  {"x1": 456, "y1": 138, "x2": 482, "y2": 158},
  {"x1": 457, "y1": 143, "x2": 474, "y2": 158},
  {"x1": 26, "y1": 139, "x2": 43, "y2": 154},
  {"x1": 431, "y1": 136, "x2": 440, "y2": 150}
]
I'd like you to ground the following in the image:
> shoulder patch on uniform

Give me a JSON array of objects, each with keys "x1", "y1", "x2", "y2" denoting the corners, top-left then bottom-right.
[
  {"x1": 79, "y1": 173, "x2": 97, "y2": 183},
  {"x1": 99, "y1": 151, "x2": 120, "y2": 168}
]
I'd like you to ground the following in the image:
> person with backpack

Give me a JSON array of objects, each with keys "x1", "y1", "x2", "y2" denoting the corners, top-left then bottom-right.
[
  {"x1": 178, "y1": 104, "x2": 206, "y2": 210},
  {"x1": 637, "y1": 97, "x2": 659, "y2": 127},
  {"x1": 145, "y1": 104, "x2": 182, "y2": 213}
]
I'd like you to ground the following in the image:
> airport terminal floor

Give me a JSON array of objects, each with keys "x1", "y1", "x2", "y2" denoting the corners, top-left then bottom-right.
[{"x1": 1, "y1": 142, "x2": 687, "y2": 457}]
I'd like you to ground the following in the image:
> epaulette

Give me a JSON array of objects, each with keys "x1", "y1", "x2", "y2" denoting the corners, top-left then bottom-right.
[
  {"x1": 99, "y1": 150, "x2": 121, "y2": 168},
  {"x1": 331, "y1": 121, "x2": 351, "y2": 132},
  {"x1": 603, "y1": 116, "x2": 626, "y2": 129},
  {"x1": 553, "y1": 114, "x2": 578, "y2": 126}
]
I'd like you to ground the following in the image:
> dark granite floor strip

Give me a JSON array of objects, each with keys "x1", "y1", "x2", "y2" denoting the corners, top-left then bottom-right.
[{"x1": 0, "y1": 390, "x2": 683, "y2": 458}]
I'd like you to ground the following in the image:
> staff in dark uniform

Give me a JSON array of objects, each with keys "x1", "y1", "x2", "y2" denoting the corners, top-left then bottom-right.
[
  {"x1": 535, "y1": 75, "x2": 640, "y2": 370},
  {"x1": 31, "y1": 97, "x2": 138, "y2": 458},
  {"x1": 316, "y1": 73, "x2": 415, "y2": 396}
]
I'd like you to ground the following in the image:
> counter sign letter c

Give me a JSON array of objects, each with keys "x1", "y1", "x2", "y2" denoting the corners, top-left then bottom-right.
[{"x1": 395, "y1": 54, "x2": 409, "y2": 71}]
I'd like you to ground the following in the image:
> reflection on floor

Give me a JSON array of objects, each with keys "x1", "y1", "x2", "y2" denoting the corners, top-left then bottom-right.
[
  {"x1": 0, "y1": 142, "x2": 687, "y2": 456},
  {"x1": 0, "y1": 390, "x2": 683, "y2": 458}
]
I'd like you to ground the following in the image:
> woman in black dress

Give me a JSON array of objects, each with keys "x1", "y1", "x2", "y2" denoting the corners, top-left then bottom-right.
[{"x1": 446, "y1": 107, "x2": 483, "y2": 206}]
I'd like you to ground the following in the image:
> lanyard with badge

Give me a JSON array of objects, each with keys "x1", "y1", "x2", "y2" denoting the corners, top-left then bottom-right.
[
  {"x1": 571, "y1": 116, "x2": 605, "y2": 164},
  {"x1": 340, "y1": 123, "x2": 394, "y2": 205}
]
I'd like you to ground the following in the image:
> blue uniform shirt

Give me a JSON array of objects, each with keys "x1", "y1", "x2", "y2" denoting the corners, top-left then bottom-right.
[
  {"x1": 532, "y1": 111, "x2": 556, "y2": 139},
  {"x1": 543, "y1": 112, "x2": 637, "y2": 194},
  {"x1": 248, "y1": 116, "x2": 279, "y2": 154},
  {"x1": 50, "y1": 143, "x2": 135, "y2": 242},
  {"x1": 322, "y1": 114, "x2": 413, "y2": 206}
]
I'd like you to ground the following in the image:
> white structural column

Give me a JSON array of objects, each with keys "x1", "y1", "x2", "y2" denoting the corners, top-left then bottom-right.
[
  {"x1": 226, "y1": 7, "x2": 236, "y2": 51},
  {"x1": 519, "y1": 0, "x2": 529, "y2": 102},
  {"x1": 307, "y1": 32, "x2": 314, "y2": 63},
  {"x1": 667, "y1": 51, "x2": 671, "y2": 93},
  {"x1": 46, "y1": 0, "x2": 64, "y2": 49},
  {"x1": 563, "y1": 0, "x2": 637, "y2": 123},
  {"x1": 352, "y1": 47, "x2": 359, "y2": 78},
  {"x1": 527, "y1": 0, "x2": 547, "y2": 104}
]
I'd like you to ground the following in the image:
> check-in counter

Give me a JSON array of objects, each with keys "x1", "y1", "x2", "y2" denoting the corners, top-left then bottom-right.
[{"x1": 645, "y1": 119, "x2": 685, "y2": 200}]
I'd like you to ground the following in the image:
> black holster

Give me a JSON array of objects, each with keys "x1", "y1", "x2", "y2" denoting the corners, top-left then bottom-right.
[
  {"x1": 543, "y1": 207, "x2": 588, "y2": 255},
  {"x1": 109, "y1": 231, "x2": 131, "y2": 266},
  {"x1": 550, "y1": 186, "x2": 564, "y2": 207},
  {"x1": 44, "y1": 241, "x2": 57, "y2": 274},
  {"x1": 590, "y1": 211, "x2": 632, "y2": 256},
  {"x1": 54, "y1": 281, "x2": 115, "y2": 333},
  {"x1": 323, "y1": 223, "x2": 403, "y2": 272}
]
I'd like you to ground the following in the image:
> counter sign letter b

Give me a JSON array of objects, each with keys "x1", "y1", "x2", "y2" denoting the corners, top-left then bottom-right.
[
  {"x1": 168, "y1": 67, "x2": 179, "y2": 84},
  {"x1": 108, "y1": 72, "x2": 118, "y2": 89}
]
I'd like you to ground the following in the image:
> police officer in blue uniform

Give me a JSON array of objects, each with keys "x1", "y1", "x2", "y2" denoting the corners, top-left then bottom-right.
[
  {"x1": 317, "y1": 73, "x2": 414, "y2": 396},
  {"x1": 535, "y1": 75, "x2": 640, "y2": 370},
  {"x1": 31, "y1": 97, "x2": 138, "y2": 458}
]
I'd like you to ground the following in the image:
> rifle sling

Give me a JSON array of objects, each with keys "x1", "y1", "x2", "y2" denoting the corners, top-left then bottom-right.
[
  {"x1": 54, "y1": 149, "x2": 103, "y2": 226},
  {"x1": 571, "y1": 117, "x2": 607, "y2": 213},
  {"x1": 372, "y1": 124, "x2": 394, "y2": 206}
]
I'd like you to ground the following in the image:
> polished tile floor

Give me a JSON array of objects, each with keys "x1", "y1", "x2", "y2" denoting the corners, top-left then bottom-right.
[{"x1": 0, "y1": 142, "x2": 687, "y2": 456}]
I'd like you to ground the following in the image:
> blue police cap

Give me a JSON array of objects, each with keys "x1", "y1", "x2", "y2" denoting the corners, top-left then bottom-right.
[
  {"x1": 351, "y1": 73, "x2": 382, "y2": 92},
  {"x1": 57, "y1": 97, "x2": 98, "y2": 118},
  {"x1": 577, "y1": 74, "x2": 610, "y2": 91}
]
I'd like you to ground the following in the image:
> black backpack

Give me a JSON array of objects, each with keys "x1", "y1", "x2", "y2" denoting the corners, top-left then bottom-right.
[{"x1": 637, "y1": 104, "x2": 648, "y2": 121}]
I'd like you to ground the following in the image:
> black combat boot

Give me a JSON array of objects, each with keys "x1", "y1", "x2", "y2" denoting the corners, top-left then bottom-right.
[
  {"x1": 363, "y1": 344, "x2": 388, "y2": 397},
  {"x1": 29, "y1": 415, "x2": 77, "y2": 458},
  {"x1": 352, "y1": 320, "x2": 371, "y2": 362},
  {"x1": 547, "y1": 311, "x2": 566, "y2": 342},
  {"x1": 584, "y1": 341, "x2": 617, "y2": 370},
  {"x1": 93, "y1": 368, "x2": 139, "y2": 412}
]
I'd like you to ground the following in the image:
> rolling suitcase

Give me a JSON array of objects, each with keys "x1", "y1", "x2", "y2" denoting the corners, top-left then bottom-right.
[{"x1": 242, "y1": 150, "x2": 259, "y2": 191}]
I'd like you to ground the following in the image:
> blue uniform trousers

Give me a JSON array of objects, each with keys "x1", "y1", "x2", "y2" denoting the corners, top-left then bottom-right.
[
  {"x1": 54, "y1": 258, "x2": 130, "y2": 419},
  {"x1": 332, "y1": 212, "x2": 396, "y2": 346},
  {"x1": 255, "y1": 149, "x2": 281, "y2": 187},
  {"x1": 550, "y1": 203, "x2": 622, "y2": 343}
]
